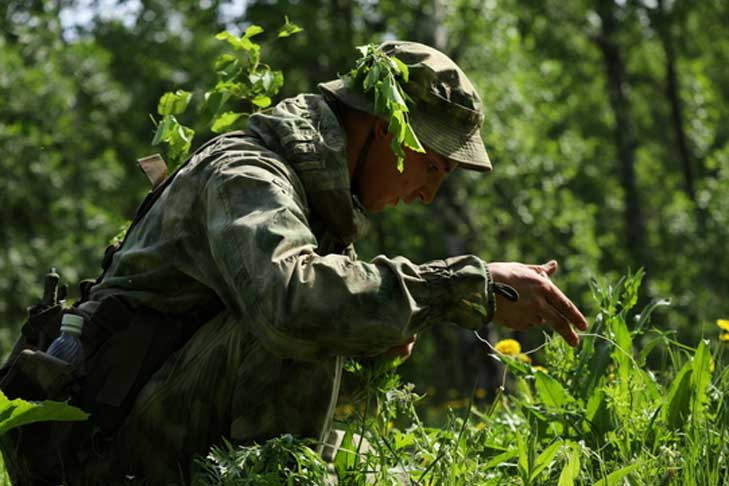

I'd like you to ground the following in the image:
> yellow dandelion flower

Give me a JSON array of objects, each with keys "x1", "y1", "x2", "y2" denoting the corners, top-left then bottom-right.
[
  {"x1": 517, "y1": 353, "x2": 532, "y2": 364},
  {"x1": 720, "y1": 333, "x2": 729, "y2": 342},
  {"x1": 533, "y1": 365, "x2": 548, "y2": 374},
  {"x1": 717, "y1": 319, "x2": 729, "y2": 331},
  {"x1": 494, "y1": 339, "x2": 521, "y2": 356}
]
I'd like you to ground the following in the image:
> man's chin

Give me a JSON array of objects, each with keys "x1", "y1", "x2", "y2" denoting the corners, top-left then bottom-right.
[{"x1": 362, "y1": 199, "x2": 388, "y2": 213}]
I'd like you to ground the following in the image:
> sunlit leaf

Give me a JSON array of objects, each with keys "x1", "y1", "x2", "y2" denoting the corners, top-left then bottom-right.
[
  {"x1": 593, "y1": 461, "x2": 644, "y2": 486},
  {"x1": 391, "y1": 56, "x2": 409, "y2": 81},
  {"x1": 534, "y1": 370, "x2": 574, "y2": 408},
  {"x1": 691, "y1": 339, "x2": 712, "y2": 420},
  {"x1": 277, "y1": 17, "x2": 303, "y2": 38},
  {"x1": 211, "y1": 111, "x2": 243, "y2": 133},
  {"x1": 530, "y1": 441, "x2": 563, "y2": 481},
  {"x1": 663, "y1": 360, "x2": 693, "y2": 429},
  {"x1": 251, "y1": 95, "x2": 272, "y2": 108},
  {"x1": 558, "y1": 442, "x2": 581, "y2": 486},
  {"x1": 0, "y1": 390, "x2": 88, "y2": 435},
  {"x1": 157, "y1": 90, "x2": 192, "y2": 116},
  {"x1": 215, "y1": 31, "x2": 255, "y2": 51},
  {"x1": 243, "y1": 25, "x2": 264, "y2": 39}
]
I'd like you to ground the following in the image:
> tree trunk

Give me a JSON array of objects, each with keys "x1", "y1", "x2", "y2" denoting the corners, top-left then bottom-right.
[
  {"x1": 595, "y1": 0, "x2": 646, "y2": 267},
  {"x1": 654, "y1": 0, "x2": 698, "y2": 203}
]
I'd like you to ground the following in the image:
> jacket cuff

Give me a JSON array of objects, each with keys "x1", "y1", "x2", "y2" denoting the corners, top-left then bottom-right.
[{"x1": 419, "y1": 255, "x2": 493, "y2": 330}]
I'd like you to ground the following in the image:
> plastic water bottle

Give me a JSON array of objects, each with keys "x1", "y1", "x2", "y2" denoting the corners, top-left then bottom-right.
[{"x1": 46, "y1": 313, "x2": 85, "y2": 370}]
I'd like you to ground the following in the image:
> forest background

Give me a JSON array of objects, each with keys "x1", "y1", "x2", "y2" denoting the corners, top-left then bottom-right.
[{"x1": 1, "y1": 0, "x2": 728, "y2": 410}]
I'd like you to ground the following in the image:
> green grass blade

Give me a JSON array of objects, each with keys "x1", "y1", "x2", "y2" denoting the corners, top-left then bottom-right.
[
  {"x1": 557, "y1": 442, "x2": 581, "y2": 486},
  {"x1": 691, "y1": 339, "x2": 712, "y2": 421},
  {"x1": 529, "y1": 440, "x2": 563, "y2": 482},
  {"x1": 593, "y1": 461, "x2": 643, "y2": 486},
  {"x1": 663, "y1": 360, "x2": 693, "y2": 430}
]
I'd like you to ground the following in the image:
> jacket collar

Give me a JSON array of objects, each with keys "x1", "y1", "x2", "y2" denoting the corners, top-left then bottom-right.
[{"x1": 247, "y1": 94, "x2": 369, "y2": 247}]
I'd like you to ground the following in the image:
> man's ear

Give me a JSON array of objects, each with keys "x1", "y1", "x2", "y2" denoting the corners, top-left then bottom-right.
[{"x1": 374, "y1": 117, "x2": 390, "y2": 139}]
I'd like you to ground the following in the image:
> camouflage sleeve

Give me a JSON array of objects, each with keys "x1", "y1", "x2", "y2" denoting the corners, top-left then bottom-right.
[{"x1": 203, "y1": 160, "x2": 493, "y2": 361}]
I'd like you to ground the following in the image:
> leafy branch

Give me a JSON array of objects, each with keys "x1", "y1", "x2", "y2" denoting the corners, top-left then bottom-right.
[
  {"x1": 151, "y1": 18, "x2": 302, "y2": 167},
  {"x1": 347, "y1": 44, "x2": 424, "y2": 172}
]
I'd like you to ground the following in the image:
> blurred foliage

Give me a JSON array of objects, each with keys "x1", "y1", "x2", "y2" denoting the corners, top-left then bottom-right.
[{"x1": 1, "y1": 0, "x2": 728, "y2": 408}]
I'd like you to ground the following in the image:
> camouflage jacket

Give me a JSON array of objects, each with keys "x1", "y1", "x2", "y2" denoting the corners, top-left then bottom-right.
[{"x1": 88, "y1": 93, "x2": 493, "y2": 450}]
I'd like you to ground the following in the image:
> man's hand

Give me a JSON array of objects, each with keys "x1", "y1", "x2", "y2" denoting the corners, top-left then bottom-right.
[{"x1": 488, "y1": 260, "x2": 588, "y2": 346}]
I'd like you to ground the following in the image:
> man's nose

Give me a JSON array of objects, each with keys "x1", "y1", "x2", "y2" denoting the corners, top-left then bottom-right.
[{"x1": 420, "y1": 174, "x2": 447, "y2": 203}]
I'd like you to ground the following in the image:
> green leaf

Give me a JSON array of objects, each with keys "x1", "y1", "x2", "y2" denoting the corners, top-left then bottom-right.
[
  {"x1": 558, "y1": 442, "x2": 581, "y2": 486},
  {"x1": 383, "y1": 75, "x2": 407, "y2": 110},
  {"x1": 151, "y1": 115, "x2": 173, "y2": 146},
  {"x1": 494, "y1": 354, "x2": 532, "y2": 376},
  {"x1": 402, "y1": 123, "x2": 424, "y2": 153},
  {"x1": 530, "y1": 441, "x2": 563, "y2": 482},
  {"x1": 483, "y1": 448, "x2": 518, "y2": 469},
  {"x1": 215, "y1": 31, "x2": 255, "y2": 51},
  {"x1": 249, "y1": 70, "x2": 284, "y2": 96},
  {"x1": 211, "y1": 111, "x2": 243, "y2": 133},
  {"x1": 585, "y1": 389, "x2": 612, "y2": 437},
  {"x1": 634, "y1": 298, "x2": 671, "y2": 334},
  {"x1": 214, "y1": 53, "x2": 237, "y2": 72},
  {"x1": 277, "y1": 17, "x2": 303, "y2": 38},
  {"x1": 620, "y1": 268, "x2": 644, "y2": 313},
  {"x1": 637, "y1": 335, "x2": 663, "y2": 366},
  {"x1": 691, "y1": 339, "x2": 712, "y2": 420},
  {"x1": 579, "y1": 343, "x2": 611, "y2": 397},
  {"x1": 243, "y1": 25, "x2": 264, "y2": 39},
  {"x1": 333, "y1": 429, "x2": 357, "y2": 478},
  {"x1": 251, "y1": 95, "x2": 271, "y2": 108},
  {"x1": 391, "y1": 56, "x2": 409, "y2": 82},
  {"x1": 363, "y1": 64, "x2": 381, "y2": 91},
  {"x1": 0, "y1": 390, "x2": 88, "y2": 435},
  {"x1": 152, "y1": 115, "x2": 194, "y2": 164},
  {"x1": 157, "y1": 90, "x2": 192, "y2": 116},
  {"x1": 593, "y1": 461, "x2": 643, "y2": 486},
  {"x1": 516, "y1": 432, "x2": 529, "y2": 478},
  {"x1": 534, "y1": 370, "x2": 574, "y2": 409},
  {"x1": 204, "y1": 90, "x2": 230, "y2": 117},
  {"x1": 663, "y1": 360, "x2": 693, "y2": 430}
]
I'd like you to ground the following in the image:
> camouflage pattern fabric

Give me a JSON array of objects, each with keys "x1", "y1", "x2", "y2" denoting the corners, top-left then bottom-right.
[{"x1": 78, "y1": 93, "x2": 493, "y2": 483}]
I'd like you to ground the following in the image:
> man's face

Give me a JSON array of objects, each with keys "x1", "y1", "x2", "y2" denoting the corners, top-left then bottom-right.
[{"x1": 354, "y1": 121, "x2": 453, "y2": 213}]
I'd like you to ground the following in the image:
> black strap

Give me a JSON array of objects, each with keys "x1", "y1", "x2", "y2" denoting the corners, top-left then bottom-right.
[{"x1": 494, "y1": 282, "x2": 519, "y2": 302}]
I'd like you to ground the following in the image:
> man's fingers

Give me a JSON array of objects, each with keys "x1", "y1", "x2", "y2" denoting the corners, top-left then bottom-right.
[
  {"x1": 541, "y1": 260, "x2": 559, "y2": 276},
  {"x1": 541, "y1": 303, "x2": 579, "y2": 346},
  {"x1": 545, "y1": 287, "x2": 588, "y2": 331}
]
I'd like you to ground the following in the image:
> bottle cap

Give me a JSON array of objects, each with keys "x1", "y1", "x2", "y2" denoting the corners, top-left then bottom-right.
[{"x1": 61, "y1": 313, "x2": 84, "y2": 335}]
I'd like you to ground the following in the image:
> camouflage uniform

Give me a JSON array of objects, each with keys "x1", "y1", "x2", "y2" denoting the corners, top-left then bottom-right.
[{"x1": 71, "y1": 41, "x2": 495, "y2": 484}]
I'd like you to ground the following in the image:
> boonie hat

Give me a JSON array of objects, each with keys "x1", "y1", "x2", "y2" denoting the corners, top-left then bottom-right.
[{"x1": 319, "y1": 40, "x2": 491, "y2": 172}]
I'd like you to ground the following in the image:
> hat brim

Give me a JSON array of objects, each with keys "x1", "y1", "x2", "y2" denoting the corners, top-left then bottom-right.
[{"x1": 319, "y1": 79, "x2": 492, "y2": 172}]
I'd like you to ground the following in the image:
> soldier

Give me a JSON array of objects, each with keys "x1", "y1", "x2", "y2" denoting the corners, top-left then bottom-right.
[{"x1": 4, "y1": 41, "x2": 587, "y2": 484}]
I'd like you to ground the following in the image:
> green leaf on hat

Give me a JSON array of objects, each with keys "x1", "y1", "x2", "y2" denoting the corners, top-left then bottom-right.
[
  {"x1": 349, "y1": 43, "x2": 424, "y2": 172},
  {"x1": 390, "y1": 56, "x2": 409, "y2": 82}
]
